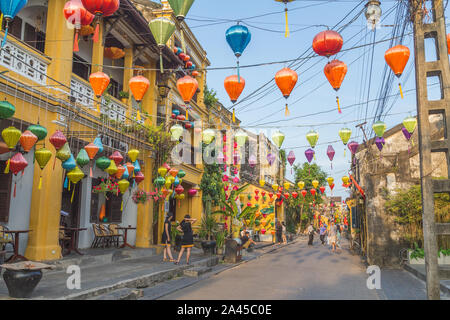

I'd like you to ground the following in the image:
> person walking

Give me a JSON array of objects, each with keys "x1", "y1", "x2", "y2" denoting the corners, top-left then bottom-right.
[
  {"x1": 328, "y1": 222, "x2": 337, "y2": 252},
  {"x1": 319, "y1": 224, "x2": 327, "y2": 245},
  {"x1": 336, "y1": 224, "x2": 342, "y2": 251},
  {"x1": 307, "y1": 223, "x2": 315, "y2": 246},
  {"x1": 175, "y1": 214, "x2": 197, "y2": 265},
  {"x1": 275, "y1": 221, "x2": 283, "y2": 245},
  {"x1": 162, "y1": 212, "x2": 175, "y2": 262},
  {"x1": 281, "y1": 221, "x2": 287, "y2": 244}
]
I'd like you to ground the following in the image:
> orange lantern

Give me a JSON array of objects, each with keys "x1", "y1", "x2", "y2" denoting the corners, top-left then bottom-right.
[
  {"x1": 447, "y1": 34, "x2": 450, "y2": 55},
  {"x1": 84, "y1": 143, "x2": 99, "y2": 160},
  {"x1": 192, "y1": 71, "x2": 199, "y2": 77},
  {"x1": 312, "y1": 30, "x2": 343, "y2": 58},
  {"x1": 224, "y1": 75, "x2": 245, "y2": 123},
  {"x1": 169, "y1": 168, "x2": 179, "y2": 177},
  {"x1": 129, "y1": 76, "x2": 150, "y2": 103},
  {"x1": 324, "y1": 59, "x2": 347, "y2": 113},
  {"x1": 104, "y1": 47, "x2": 125, "y2": 60},
  {"x1": 126, "y1": 162, "x2": 134, "y2": 176},
  {"x1": 275, "y1": 68, "x2": 298, "y2": 116},
  {"x1": 19, "y1": 130, "x2": 38, "y2": 153},
  {"x1": 99, "y1": 204, "x2": 106, "y2": 221},
  {"x1": 80, "y1": 25, "x2": 94, "y2": 37},
  {"x1": 116, "y1": 165, "x2": 126, "y2": 179},
  {"x1": 89, "y1": 71, "x2": 110, "y2": 112},
  {"x1": 176, "y1": 76, "x2": 198, "y2": 120},
  {"x1": 384, "y1": 45, "x2": 410, "y2": 99}
]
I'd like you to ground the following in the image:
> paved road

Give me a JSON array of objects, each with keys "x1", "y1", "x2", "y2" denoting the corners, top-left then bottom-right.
[{"x1": 160, "y1": 237, "x2": 432, "y2": 300}]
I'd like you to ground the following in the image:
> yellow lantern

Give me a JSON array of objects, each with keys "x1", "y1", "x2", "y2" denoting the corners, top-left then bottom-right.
[
  {"x1": 2, "y1": 126, "x2": 21, "y2": 149},
  {"x1": 165, "y1": 177, "x2": 172, "y2": 189},
  {"x1": 66, "y1": 166, "x2": 85, "y2": 203},
  {"x1": 283, "y1": 182, "x2": 290, "y2": 190},
  {"x1": 272, "y1": 183, "x2": 279, "y2": 191},
  {"x1": 128, "y1": 149, "x2": 139, "y2": 162},
  {"x1": 105, "y1": 161, "x2": 118, "y2": 175},
  {"x1": 259, "y1": 179, "x2": 265, "y2": 187},
  {"x1": 118, "y1": 179, "x2": 130, "y2": 194},
  {"x1": 342, "y1": 176, "x2": 349, "y2": 185},
  {"x1": 158, "y1": 167, "x2": 168, "y2": 177},
  {"x1": 312, "y1": 180, "x2": 319, "y2": 189},
  {"x1": 327, "y1": 177, "x2": 334, "y2": 187},
  {"x1": 297, "y1": 181, "x2": 304, "y2": 189}
]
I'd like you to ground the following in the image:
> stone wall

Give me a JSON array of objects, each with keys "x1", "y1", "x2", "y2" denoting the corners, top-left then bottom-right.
[{"x1": 355, "y1": 116, "x2": 447, "y2": 267}]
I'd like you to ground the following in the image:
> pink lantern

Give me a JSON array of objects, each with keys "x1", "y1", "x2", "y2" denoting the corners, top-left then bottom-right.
[{"x1": 188, "y1": 188, "x2": 198, "y2": 196}]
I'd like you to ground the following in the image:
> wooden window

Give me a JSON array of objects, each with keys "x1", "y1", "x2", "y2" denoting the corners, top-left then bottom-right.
[
  {"x1": 108, "y1": 78, "x2": 122, "y2": 100},
  {"x1": 0, "y1": 161, "x2": 12, "y2": 223},
  {"x1": 2, "y1": 16, "x2": 22, "y2": 40},
  {"x1": 72, "y1": 54, "x2": 90, "y2": 81},
  {"x1": 90, "y1": 178, "x2": 123, "y2": 223},
  {"x1": 106, "y1": 194, "x2": 123, "y2": 223},
  {"x1": 24, "y1": 23, "x2": 45, "y2": 53}
]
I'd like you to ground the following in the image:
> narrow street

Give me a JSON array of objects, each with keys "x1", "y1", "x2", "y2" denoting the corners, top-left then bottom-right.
[{"x1": 160, "y1": 237, "x2": 431, "y2": 300}]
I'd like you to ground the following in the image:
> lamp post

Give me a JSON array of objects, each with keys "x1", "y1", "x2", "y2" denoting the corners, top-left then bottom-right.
[{"x1": 365, "y1": 0, "x2": 382, "y2": 30}]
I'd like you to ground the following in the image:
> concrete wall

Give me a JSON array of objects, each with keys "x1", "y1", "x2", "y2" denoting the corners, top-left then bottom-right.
[{"x1": 355, "y1": 117, "x2": 447, "y2": 267}]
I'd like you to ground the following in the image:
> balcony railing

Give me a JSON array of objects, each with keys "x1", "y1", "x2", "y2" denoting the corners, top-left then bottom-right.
[{"x1": 0, "y1": 40, "x2": 48, "y2": 85}]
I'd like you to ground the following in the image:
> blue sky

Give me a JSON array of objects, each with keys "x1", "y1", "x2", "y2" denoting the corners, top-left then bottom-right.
[{"x1": 168, "y1": 0, "x2": 449, "y2": 198}]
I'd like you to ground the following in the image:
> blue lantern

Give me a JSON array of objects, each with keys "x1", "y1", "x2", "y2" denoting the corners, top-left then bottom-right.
[
  {"x1": 173, "y1": 109, "x2": 180, "y2": 116},
  {"x1": 0, "y1": 0, "x2": 28, "y2": 47},
  {"x1": 62, "y1": 154, "x2": 76, "y2": 171},
  {"x1": 176, "y1": 47, "x2": 182, "y2": 55},
  {"x1": 93, "y1": 136, "x2": 104, "y2": 154},
  {"x1": 225, "y1": 24, "x2": 251, "y2": 83},
  {"x1": 133, "y1": 160, "x2": 141, "y2": 173},
  {"x1": 189, "y1": 64, "x2": 196, "y2": 70},
  {"x1": 122, "y1": 167, "x2": 130, "y2": 179},
  {"x1": 174, "y1": 176, "x2": 180, "y2": 186}
]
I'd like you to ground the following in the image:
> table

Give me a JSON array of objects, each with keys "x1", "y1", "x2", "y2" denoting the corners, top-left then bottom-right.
[
  {"x1": 116, "y1": 226, "x2": 136, "y2": 249},
  {"x1": 4, "y1": 230, "x2": 31, "y2": 263},
  {"x1": 60, "y1": 227, "x2": 87, "y2": 256}
]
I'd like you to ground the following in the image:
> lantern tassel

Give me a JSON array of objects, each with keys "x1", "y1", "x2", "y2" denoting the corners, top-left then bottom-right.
[
  {"x1": 159, "y1": 51, "x2": 164, "y2": 74},
  {"x1": 90, "y1": 164, "x2": 93, "y2": 178},
  {"x1": 344, "y1": 148, "x2": 346, "y2": 157},
  {"x1": 4, "y1": 159, "x2": 10, "y2": 174},
  {"x1": 96, "y1": 100, "x2": 100, "y2": 113},
  {"x1": 337, "y1": 96, "x2": 341, "y2": 113},
  {"x1": 71, "y1": 186, "x2": 75, "y2": 203},
  {"x1": 232, "y1": 108, "x2": 236, "y2": 123},
  {"x1": 284, "y1": 7, "x2": 290, "y2": 38},
  {"x1": 186, "y1": 107, "x2": 188, "y2": 120},
  {"x1": 93, "y1": 21, "x2": 99, "y2": 43},
  {"x1": 121, "y1": 199, "x2": 123, "y2": 211},
  {"x1": 73, "y1": 31, "x2": 79, "y2": 52},
  {"x1": 38, "y1": 176, "x2": 42, "y2": 190},
  {"x1": 13, "y1": 182, "x2": 16, "y2": 198},
  {"x1": 68, "y1": 180, "x2": 71, "y2": 191},
  {"x1": 0, "y1": 14, "x2": 3, "y2": 32},
  {"x1": 411, "y1": 138, "x2": 415, "y2": 147},
  {"x1": 1, "y1": 23, "x2": 8, "y2": 48},
  {"x1": 64, "y1": 176, "x2": 68, "y2": 189},
  {"x1": 399, "y1": 83, "x2": 404, "y2": 99},
  {"x1": 136, "y1": 110, "x2": 141, "y2": 121},
  {"x1": 285, "y1": 103, "x2": 290, "y2": 116}
]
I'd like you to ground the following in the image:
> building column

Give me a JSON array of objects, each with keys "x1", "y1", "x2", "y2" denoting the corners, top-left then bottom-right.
[
  {"x1": 135, "y1": 156, "x2": 153, "y2": 248},
  {"x1": 25, "y1": 0, "x2": 75, "y2": 261},
  {"x1": 143, "y1": 61, "x2": 157, "y2": 126},
  {"x1": 122, "y1": 47, "x2": 134, "y2": 110}
]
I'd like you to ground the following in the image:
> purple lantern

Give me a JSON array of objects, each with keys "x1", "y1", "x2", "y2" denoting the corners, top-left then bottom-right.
[
  {"x1": 347, "y1": 141, "x2": 359, "y2": 164},
  {"x1": 401, "y1": 127, "x2": 412, "y2": 141},
  {"x1": 327, "y1": 145, "x2": 335, "y2": 169},
  {"x1": 249, "y1": 154, "x2": 257, "y2": 168},
  {"x1": 375, "y1": 137, "x2": 385, "y2": 152},
  {"x1": 287, "y1": 151, "x2": 296, "y2": 166},
  {"x1": 267, "y1": 153, "x2": 276, "y2": 166},
  {"x1": 305, "y1": 148, "x2": 315, "y2": 163}
]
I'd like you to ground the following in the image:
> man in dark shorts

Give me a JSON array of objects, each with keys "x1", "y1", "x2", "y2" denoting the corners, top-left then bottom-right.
[{"x1": 241, "y1": 231, "x2": 256, "y2": 250}]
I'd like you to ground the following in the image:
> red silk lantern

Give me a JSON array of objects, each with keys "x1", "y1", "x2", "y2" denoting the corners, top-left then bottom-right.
[
  {"x1": 184, "y1": 122, "x2": 192, "y2": 129},
  {"x1": 312, "y1": 30, "x2": 343, "y2": 57},
  {"x1": 129, "y1": 75, "x2": 150, "y2": 103},
  {"x1": 247, "y1": 202, "x2": 252, "y2": 207},
  {"x1": 109, "y1": 151, "x2": 123, "y2": 165},
  {"x1": 254, "y1": 189, "x2": 259, "y2": 195},
  {"x1": 63, "y1": 0, "x2": 94, "y2": 52},
  {"x1": 179, "y1": 52, "x2": 186, "y2": 61},
  {"x1": 292, "y1": 191, "x2": 298, "y2": 199},
  {"x1": 324, "y1": 59, "x2": 347, "y2": 113},
  {"x1": 224, "y1": 75, "x2": 245, "y2": 103},
  {"x1": 385, "y1": 45, "x2": 410, "y2": 99},
  {"x1": 319, "y1": 186, "x2": 326, "y2": 194},
  {"x1": 134, "y1": 171, "x2": 145, "y2": 185},
  {"x1": 301, "y1": 190, "x2": 307, "y2": 198},
  {"x1": 261, "y1": 191, "x2": 266, "y2": 197},
  {"x1": 89, "y1": 72, "x2": 110, "y2": 98},
  {"x1": 186, "y1": 61, "x2": 193, "y2": 68},
  {"x1": 268, "y1": 192, "x2": 274, "y2": 198},
  {"x1": 9, "y1": 152, "x2": 28, "y2": 175},
  {"x1": 275, "y1": 68, "x2": 298, "y2": 116},
  {"x1": 49, "y1": 131, "x2": 67, "y2": 150},
  {"x1": 176, "y1": 115, "x2": 186, "y2": 121},
  {"x1": 183, "y1": 55, "x2": 190, "y2": 62},
  {"x1": 175, "y1": 184, "x2": 184, "y2": 195},
  {"x1": 19, "y1": 130, "x2": 38, "y2": 153},
  {"x1": 330, "y1": 183, "x2": 335, "y2": 191},
  {"x1": 276, "y1": 192, "x2": 282, "y2": 199},
  {"x1": 284, "y1": 193, "x2": 290, "y2": 199},
  {"x1": 255, "y1": 195, "x2": 259, "y2": 201},
  {"x1": 81, "y1": 0, "x2": 119, "y2": 43}
]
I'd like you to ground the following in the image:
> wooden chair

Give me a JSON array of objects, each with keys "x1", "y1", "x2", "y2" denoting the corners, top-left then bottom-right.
[
  {"x1": 91, "y1": 224, "x2": 107, "y2": 248},
  {"x1": 98, "y1": 224, "x2": 114, "y2": 248},
  {"x1": 0, "y1": 225, "x2": 14, "y2": 256},
  {"x1": 108, "y1": 224, "x2": 123, "y2": 248},
  {"x1": 59, "y1": 228, "x2": 71, "y2": 252}
]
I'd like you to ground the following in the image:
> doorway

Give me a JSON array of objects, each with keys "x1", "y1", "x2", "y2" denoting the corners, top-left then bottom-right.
[{"x1": 59, "y1": 181, "x2": 82, "y2": 252}]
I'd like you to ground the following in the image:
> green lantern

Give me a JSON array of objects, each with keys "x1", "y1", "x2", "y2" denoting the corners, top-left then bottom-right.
[
  {"x1": 167, "y1": 0, "x2": 195, "y2": 21},
  {"x1": 178, "y1": 169, "x2": 186, "y2": 178},
  {"x1": 95, "y1": 156, "x2": 111, "y2": 171},
  {"x1": 306, "y1": 130, "x2": 319, "y2": 148},
  {"x1": 0, "y1": 100, "x2": 15, "y2": 119},
  {"x1": 155, "y1": 176, "x2": 166, "y2": 187},
  {"x1": 149, "y1": 17, "x2": 176, "y2": 73},
  {"x1": 339, "y1": 128, "x2": 352, "y2": 145},
  {"x1": 76, "y1": 149, "x2": 90, "y2": 168},
  {"x1": 56, "y1": 143, "x2": 71, "y2": 162},
  {"x1": 202, "y1": 129, "x2": 215, "y2": 145},
  {"x1": 272, "y1": 131, "x2": 285, "y2": 148},
  {"x1": 170, "y1": 124, "x2": 184, "y2": 141},
  {"x1": 27, "y1": 124, "x2": 47, "y2": 141},
  {"x1": 255, "y1": 220, "x2": 261, "y2": 226},
  {"x1": 372, "y1": 121, "x2": 386, "y2": 138},
  {"x1": 403, "y1": 116, "x2": 417, "y2": 134},
  {"x1": 235, "y1": 130, "x2": 248, "y2": 147}
]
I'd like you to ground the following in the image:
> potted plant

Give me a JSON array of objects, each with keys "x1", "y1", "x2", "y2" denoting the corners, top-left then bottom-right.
[
  {"x1": 132, "y1": 189, "x2": 149, "y2": 204},
  {"x1": 199, "y1": 214, "x2": 218, "y2": 255},
  {"x1": 214, "y1": 230, "x2": 226, "y2": 256},
  {"x1": 119, "y1": 91, "x2": 129, "y2": 103}
]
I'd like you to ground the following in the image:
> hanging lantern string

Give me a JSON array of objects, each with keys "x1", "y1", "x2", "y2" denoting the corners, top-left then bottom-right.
[
  {"x1": 159, "y1": 47, "x2": 164, "y2": 74},
  {"x1": 284, "y1": 4, "x2": 289, "y2": 38},
  {"x1": 398, "y1": 82, "x2": 404, "y2": 99}
]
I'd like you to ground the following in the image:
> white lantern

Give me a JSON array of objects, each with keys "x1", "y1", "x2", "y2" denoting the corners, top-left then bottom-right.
[{"x1": 365, "y1": 0, "x2": 382, "y2": 30}]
